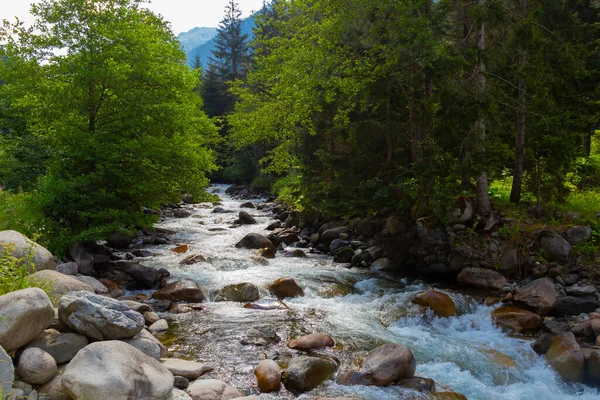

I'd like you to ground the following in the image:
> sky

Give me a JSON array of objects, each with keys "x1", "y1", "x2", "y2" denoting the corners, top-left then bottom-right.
[{"x1": 0, "y1": 0, "x2": 265, "y2": 35}]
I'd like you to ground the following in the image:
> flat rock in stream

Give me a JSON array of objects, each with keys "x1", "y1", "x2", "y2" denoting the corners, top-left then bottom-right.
[
  {"x1": 215, "y1": 283, "x2": 260, "y2": 302},
  {"x1": 240, "y1": 326, "x2": 281, "y2": 346},
  {"x1": 161, "y1": 358, "x2": 213, "y2": 379},
  {"x1": 288, "y1": 334, "x2": 335, "y2": 351},
  {"x1": 186, "y1": 379, "x2": 243, "y2": 400},
  {"x1": 152, "y1": 279, "x2": 205, "y2": 302}
]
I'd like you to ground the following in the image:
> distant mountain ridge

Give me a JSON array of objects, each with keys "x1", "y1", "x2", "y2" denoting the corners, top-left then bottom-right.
[
  {"x1": 184, "y1": 15, "x2": 256, "y2": 68},
  {"x1": 177, "y1": 27, "x2": 218, "y2": 53}
]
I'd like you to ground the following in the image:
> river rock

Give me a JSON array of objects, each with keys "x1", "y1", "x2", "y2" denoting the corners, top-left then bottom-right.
[
  {"x1": 499, "y1": 248, "x2": 519, "y2": 274},
  {"x1": 411, "y1": 290, "x2": 456, "y2": 318},
  {"x1": 0, "y1": 344, "x2": 14, "y2": 397},
  {"x1": 62, "y1": 341, "x2": 174, "y2": 400},
  {"x1": 566, "y1": 226, "x2": 592, "y2": 244},
  {"x1": 457, "y1": 267, "x2": 507, "y2": 290},
  {"x1": 121, "y1": 262, "x2": 160, "y2": 288},
  {"x1": 28, "y1": 269, "x2": 94, "y2": 301},
  {"x1": 546, "y1": 332, "x2": 584, "y2": 382},
  {"x1": 0, "y1": 230, "x2": 55, "y2": 272},
  {"x1": 107, "y1": 232, "x2": 133, "y2": 249},
  {"x1": 174, "y1": 376, "x2": 190, "y2": 390},
  {"x1": 170, "y1": 388, "x2": 193, "y2": 400},
  {"x1": 565, "y1": 285, "x2": 597, "y2": 297},
  {"x1": 215, "y1": 283, "x2": 260, "y2": 302},
  {"x1": 236, "y1": 233, "x2": 276, "y2": 252},
  {"x1": 288, "y1": 334, "x2": 334, "y2": 351},
  {"x1": 37, "y1": 363, "x2": 69, "y2": 400},
  {"x1": 144, "y1": 311, "x2": 160, "y2": 325},
  {"x1": 58, "y1": 291, "x2": 145, "y2": 340},
  {"x1": 283, "y1": 356, "x2": 337, "y2": 393},
  {"x1": 397, "y1": 376, "x2": 436, "y2": 393},
  {"x1": 321, "y1": 227, "x2": 351, "y2": 245},
  {"x1": 585, "y1": 350, "x2": 600, "y2": 384},
  {"x1": 434, "y1": 393, "x2": 468, "y2": 400},
  {"x1": 255, "y1": 359, "x2": 281, "y2": 393},
  {"x1": 18, "y1": 347, "x2": 57, "y2": 385},
  {"x1": 268, "y1": 277, "x2": 304, "y2": 299},
  {"x1": 186, "y1": 379, "x2": 243, "y2": 400},
  {"x1": 240, "y1": 326, "x2": 281, "y2": 346},
  {"x1": 283, "y1": 249, "x2": 306, "y2": 258},
  {"x1": 67, "y1": 244, "x2": 94, "y2": 275},
  {"x1": 532, "y1": 333, "x2": 554, "y2": 355},
  {"x1": 174, "y1": 209, "x2": 192, "y2": 218},
  {"x1": 55, "y1": 262, "x2": 78, "y2": 275},
  {"x1": 180, "y1": 254, "x2": 207, "y2": 265},
  {"x1": 257, "y1": 247, "x2": 275, "y2": 259},
  {"x1": 266, "y1": 221, "x2": 282, "y2": 231},
  {"x1": 513, "y1": 277, "x2": 559, "y2": 316},
  {"x1": 333, "y1": 248, "x2": 354, "y2": 263},
  {"x1": 23, "y1": 329, "x2": 88, "y2": 364},
  {"x1": 149, "y1": 319, "x2": 169, "y2": 334},
  {"x1": 161, "y1": 359, "x2": 213, "y2": 380},
  {"x1": 357, "y1": 343, "x2": 416, "y2": 386},
  {"x1": 491, "y1": 306, "x2": 543, "y2": 331},
  {"x1": 173, "y1": 244, "x2": 189, "y2": 253},
  {"x1": 540, "y1": 232, "x2": 571, "y2": 263},
  {"x1": 238, "y1": 211, "x2": 257, "y2": 225},
  {"x1": 152, "y1": 279, "x2": 206, "y2": 302},
  {"x1": 122, "y1": 328, "x2": 167, "y2": 360},
  {"x1": 0, "y1": 288, "x2": 55, "y2": 352},
  {"x1": 74, "y1": 275, "x2": 109, "y2": 294},
  {"x1": 554, "y1": 296, "x2": 600, "y2": 316}
]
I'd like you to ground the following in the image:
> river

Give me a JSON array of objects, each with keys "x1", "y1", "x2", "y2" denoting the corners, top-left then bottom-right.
[{"x1": 135, "y1": 184, "x2": 600, "y2": 400}]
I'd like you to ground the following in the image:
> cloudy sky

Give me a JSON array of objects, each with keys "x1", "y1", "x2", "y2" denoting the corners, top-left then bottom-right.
[{"x1": 0, "y1": 0, "x2": 265, "y2": 34}]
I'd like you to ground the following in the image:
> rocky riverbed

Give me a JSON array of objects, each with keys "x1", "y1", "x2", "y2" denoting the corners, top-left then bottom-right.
[{"x1": 0, "y1": 184, "x2": 599, "y2": 400}]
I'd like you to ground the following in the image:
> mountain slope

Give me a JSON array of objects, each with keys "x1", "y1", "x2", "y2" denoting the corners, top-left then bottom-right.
[{"x1": 177, "y1": 27, "x2": 218, "y2": 53}]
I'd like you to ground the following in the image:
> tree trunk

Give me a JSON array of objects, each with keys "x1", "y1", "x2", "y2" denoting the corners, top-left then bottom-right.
[
  {"x1": 510, "y1": 0, "x2": 528, "y2": 204},
  {"x1": 474, "y1": 0, "x2": 492, "y2": 217}
]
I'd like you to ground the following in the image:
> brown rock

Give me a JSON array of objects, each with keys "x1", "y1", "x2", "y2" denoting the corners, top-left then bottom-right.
[
  {"x1": 152, "y1": 279, "x2": 205, "y2": 302},
  {"x1": 255, "y1": 359, "x2": 282, "y2": 393},
  {"x1": 358, "y1": 343, "x2": 416, "y2": 386},
  {"x1": 288, "y1": 334, "x2": 335, "y2": 351},
  {"x1": 257, "y1": 247, "x2": 275, "y2": 259},
  {"x1": 434, "y1": 393, "x2": 468, "y2": 400},
  {"x1": 411, "y1": 290, "x2": 456, "y2": 318},
  {"x1": 172, "y1": 244, "x2": 189, "y2": 254},
  {"x1": 513, "y1": 278, "x2": 559, "y2": 316},
  {"x1": 585, "y1": 349, "x2": 600, "y2": 384},
  {"x1": 491, "y1": 306, "x2": 543, "y2": 332},
  {"x1": 283, "y1": 356, "x2": 337, "y2": 393},
  {"x1": 546, "y1": 332, "x2": 584, "y2": 382},
  {"x1": 457, "y1": 267, "x2": 507, "y2": 290},
  {"x1": 268, "y1": 277, "x2": 304, "y2": 299},
  {"x1": 179, "y1": 254, "x2": 206, "y2": 265}
]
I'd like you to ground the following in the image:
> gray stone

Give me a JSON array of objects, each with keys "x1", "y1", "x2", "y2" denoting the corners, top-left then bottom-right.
[
  {"x1": 28, "y1": 270, "x2": 94, "y2": 301},
  {"x1": 566, "y1": 226, "x2": 592, "y2": 244},
  {"x1": 121, "y1": 329, "x2": 167, "y2": 360},
  {"x1": 67, "y1": 244, "x2": 95, "y2": 275},
  {"x1": 238, "y1": 211, "x2": 257, "y2": 225},
  {"x1": 0, "y1": 230, "x2": 55, "y2": 272},
  {"x1": 18, "y1": 348, "x2": 57, "y2": 385},
  {"x1": 0, "y1": 344, "x2": 14, "y2": 398},
  {"x1": 58, "y1": 291, "x2": 145, "y2": 340},
  {"x1": 457, "y1": 267, "x2": 507, "y2": 290},
  {"x1": 0, "y1": 288, "x2": 55, "y2": 352},
  {"x1": 152, "y1": 279, "x2": 205, "y2": 303},
  {"x1": 566, "y1": 286, "x2": 597, "y2": 297},
  {"x1": 37, "y1": 364, "x2": 70, "y2": 400},
  {"x1": 24, "y1": 329, "x2": 88, "y2": 364},
  {"x1": 161, "y1": 359, "x2": 213, "y2": 379},
  {"x1": 121, "y1": 262, "x2": 160, "y2": 288},
  {"x1": 283, "y1": 356, "x2": 337, "y2": 393},
  {"x1": 55, "y1": 262, "x2": 78, "y2": 276},
  {"x1": 499, "y1": 248, "x2": 519, "y2": 274},
  {"x1": 235, "y1": 233, "x2": 275, "y2": 252},
  {"x1": 554, "y1": 296, "x2": 600, "y2": 316},
  {"x1": 62, "y1": 341, "x2": 174, "y2": 400},
  {"x1": 513, "y1": 278, "x2": 559, "y2": 316},
  {"x1": 358, "y1": 343, "x2": 416, "y2": 386},
  {"x1": 321, "y1": 227, "x2": 351, "y2": 245},
  {"x1": 74, "y1": 275, "x2": 109, "y2": 294},
  {"x1": 169, "y1": 389, "x2": 193, "y2": 400},
  {"x1": 149, "y1": 319, "x2": 169, "y2": 334},
  {"x1": 540, "y1": 232, "x2": 571, "y2": 263},
  {"x1": 186, "y1": 379, "x2": 243, "y2": 400},
  {"x1": 215, "y1": 283, "x2": 260, "y2": 302}
]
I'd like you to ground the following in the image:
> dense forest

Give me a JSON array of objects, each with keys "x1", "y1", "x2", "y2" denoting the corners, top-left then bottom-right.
[{"x1": 1, "y1": 0, "x2": 599, "y2": 250}]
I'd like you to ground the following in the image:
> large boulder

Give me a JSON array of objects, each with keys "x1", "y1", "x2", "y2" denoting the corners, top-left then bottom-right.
[
  {"x1": 513, "y1": 278, "x2": 559, "y2": 316},
  {"x1": 161, "y1": 359, "x2": 213, "y2": 380},
  {"x1": 457, "y1": 267, "x2": 507, "y2": 290},
  {"x1": 491, "y1": 306, "x2": 543, "y2": 332},
  {"x1": 554, "y1": 296, "x2": 600, "y2": 316},
  {"x1": 28, "y1": 270, "x2": 94, "y2": 301},
  {"x1": 37, "y1": 363, "x2": 70, "y2": 400},
  {"x1": 121, "y1": 262, "x2": 161, "y2": 288},
  {"x1": 0, "y1": 288, "x2": 55, "y2": 351},
  {"x1": 357, "y1": 344, "x2": 416, "y2": 386},
  {"x1": 55, "y1": 262, "x2": 79, "y2": 276},
  {"x1": 67, "y1": 244, "x2": 94, "y2": 275},
  {"x1": 75, "y1": 275, "x2": 109, "y2": 294},
  {"x1": 238, "y1": 211, "x2": 257, "y2": 225},
  {"x1": 0, "y1": 344, "x2": 14, "y2": 398},
  {"x1": 122, "y1": 329, "x2": 167, "y2": 360},
  {"x1": 268, "y1": 277, "x2": 304, "y2": 299},
  {"x1": 23, "y1": 329, "x2": 88, "y2": 364},
  {"x1": 411, "y1": 290, "x2": 456, "y2": 318},
  {"x1": 566, "y1": 226, "x2": 592, "y2": 245},
  {"x1": 0, "y1": 230, "x2": 54, "y2": 272},
  {"x1": 255, "y1": 359, "x2": 282, "y2": 393},
  {"x1": 106, "y1": 232, "x2": 133, "y2": 249},
  {"x1": 321, "y1": 227, "x2": 351, "y2": 246},
  {"x1": 58, "y1": 291, "x2": 145, "y2": 340},
  {"x1": 215, "y1": 283, "x2": 260, "y2": 302},
  {"x1": 17, "y1": 347, "x2": 57, "y2": 385},
  {"x1": 283, "y1": 356, "x2": 337, "y2": 393},
  {"x1": 539, "y1": 232, "x2": 571, "y2": 263},
  {"x1": 186, "y1": 379, "x2": 243, "y2": 400},
  {"x1": 62, "y1": 341, "x2": 174, "y2": 400},
  {"x1": 288, "y1": 334, "x2": 335, "y2": 351},
  {"x1": 546, "y1": 332, "x2": 584, "y2": 382},
  {"x1": 152, "y1": 279, "x2": 205, "y2": 302},
  {"x1": 235, "y1": 233, "x2": 275, "y2": 252}
]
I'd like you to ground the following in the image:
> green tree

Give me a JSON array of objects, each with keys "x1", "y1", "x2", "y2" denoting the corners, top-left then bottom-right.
[{"x1": 0, "y1": 0, "x2": 217, "y2": 250}]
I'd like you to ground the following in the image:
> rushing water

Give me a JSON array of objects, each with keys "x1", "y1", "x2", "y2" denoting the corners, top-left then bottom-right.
[{"x1": 134, "y1": 184, "x2": 599, "y2": 400}]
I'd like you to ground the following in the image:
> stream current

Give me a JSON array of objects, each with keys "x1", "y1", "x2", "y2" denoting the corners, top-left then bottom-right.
[{"x1": 134, "y1": 184, "x2": 600, "y2": 400}]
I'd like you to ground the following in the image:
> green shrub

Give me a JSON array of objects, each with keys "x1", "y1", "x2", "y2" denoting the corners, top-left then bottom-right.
[{"x1": 0, "y1": 243, "x2": 33, "y2": 295}]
